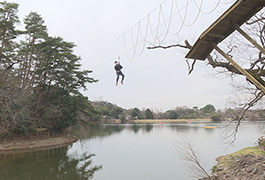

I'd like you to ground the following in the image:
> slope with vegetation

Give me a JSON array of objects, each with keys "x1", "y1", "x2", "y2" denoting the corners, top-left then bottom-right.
[{"x1": 202, "y1": 146, "x2": 265, "y2": 180}]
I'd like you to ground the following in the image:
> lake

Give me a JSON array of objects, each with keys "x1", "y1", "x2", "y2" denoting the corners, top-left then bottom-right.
[{"x1": 0, "y1": 121, "x2": 264, "y2": 180}]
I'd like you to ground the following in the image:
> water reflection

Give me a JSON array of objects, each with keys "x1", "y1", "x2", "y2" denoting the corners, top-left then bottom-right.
[
  {"x1": 0, "y1": 146, "x2": 102, "y2": 180},
  {"x1": 145, "y1": 124, "x2": 153, "y2": 132},
  {"x1": 1, "y1": 121, "x2": 263, "y2": 180},
  {"x1": 71, "y1": 124, "x2": 125, "y2": 139},
  {"x1": 71, "y1": 122, "x2": 220, "y2": 138},
  {"x1": 131, "y1": 124, "x2": 141, "y2": 133}
]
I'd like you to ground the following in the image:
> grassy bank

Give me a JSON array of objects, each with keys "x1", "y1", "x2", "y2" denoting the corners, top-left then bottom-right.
[
  {"x1": 217, "y1": 146, "x2": 265, "y2": 166},
  {"x1": 133, "y1": 119, "x2": 211, "y2": 124},
  {"x1": 212, "y1": 146, "x2": 265, "y2": 177},
  {"x1": 199, "y1": 146, "x2": 265, "y2": 180}
]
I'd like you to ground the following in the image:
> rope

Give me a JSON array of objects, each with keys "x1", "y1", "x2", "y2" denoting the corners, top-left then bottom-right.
[
  {"x1": 135, "y1": 21, "x2": 148, "y2": 56},
  {"x1": 122, "y1": 0, "x2": 220, "y2": 61},
  {"x1": 184, "y1": 0, "x2": 203, "y2": 27},
  {"x1": 123, "y1": 32, "x2": 135, "y2": 61},
  {"x1": 159, "y1": 0, "x2": 174, "y2": 41},
  {"x1": 175, "y1": 0, "x2": 200, "y2": 27},
  {"x1": 85, "y1": 0, "x2": 223, "y2": 69},
  {"x1": 194, "y1": 0, "x2": 221, "y2": 14},
  {"x1": 152, "y1": 6, "x2": 163, "y2": 46}
]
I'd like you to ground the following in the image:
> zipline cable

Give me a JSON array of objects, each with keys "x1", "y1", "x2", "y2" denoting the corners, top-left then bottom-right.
[
  {"x1": 83, "y1": 0, "x2": 168, "y2": 65},
  {"x1": 122, "y1": 0, "x2": 195, "y2": 61},
  {"x1": 87, "y1": 0, "x2": 222, "y2": 69}
]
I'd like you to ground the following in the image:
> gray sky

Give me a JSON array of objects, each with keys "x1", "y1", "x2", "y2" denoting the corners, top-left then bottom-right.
[{"x1": 13, "y1": 0, "x2": 236, "y2": 111}]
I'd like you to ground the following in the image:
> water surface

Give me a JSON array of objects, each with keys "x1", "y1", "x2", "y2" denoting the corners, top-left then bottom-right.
[{"x1": 0, "y1": 121, "x2": 264, "y2": 180}]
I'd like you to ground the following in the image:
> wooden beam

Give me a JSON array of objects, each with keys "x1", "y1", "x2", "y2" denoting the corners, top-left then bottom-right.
[
  {"x1": 213, "y1": 44, "x2": 265, "y2": 94},
  {"x1": 208, "y1": 33, "x2": 226, "y2": 39},
  {"x1": 231, "y1": 22, "x2": 265, "y2": 55}
]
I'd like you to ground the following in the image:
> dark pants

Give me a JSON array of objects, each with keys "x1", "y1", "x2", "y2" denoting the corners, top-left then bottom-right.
[{"x1": 116, "y1": 71, "x2": 125, "y2": 83}]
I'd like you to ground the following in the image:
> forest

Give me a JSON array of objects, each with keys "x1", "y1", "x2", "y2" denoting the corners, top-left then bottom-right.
[{"x1": 0, "y1": 1, "x2": 99, "y2": 135}]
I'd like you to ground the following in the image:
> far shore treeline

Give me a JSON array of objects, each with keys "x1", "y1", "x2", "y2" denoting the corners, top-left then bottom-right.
[{"x1": 92, "y1": 101, "x2": 265, "y2": 123}]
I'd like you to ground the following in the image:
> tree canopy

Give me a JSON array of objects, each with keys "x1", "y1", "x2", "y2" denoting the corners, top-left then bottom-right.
[
  {"x1": 201, "y1": 104, "x2": 216, "y2": 115},
  {"x1": 0, "y1": 2, "x2": 99, "y2": 135},
  {"x1": 145, "y1": 108, "x2": 154, "y2": 119}
]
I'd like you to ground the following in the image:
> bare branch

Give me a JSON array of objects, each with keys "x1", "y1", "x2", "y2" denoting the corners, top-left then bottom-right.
[
  {"x1": 246, "y1": 14, "x2": 265, "y2": 25},
  {"x1": 147, "y1": 40, "x2": 192, "y2": 50},
  {"x1": 186, "y1": 59, "x2": 197, "y2": 75},
  {"x1": 223, "y1": 90, "x2": 264, "y2": 146},
  {"x1": 175, "y1": 136, "x2": 212, "y2": 179},
  {"x1": 147, "y1": 44, "x2": 191, "y2": 50}
]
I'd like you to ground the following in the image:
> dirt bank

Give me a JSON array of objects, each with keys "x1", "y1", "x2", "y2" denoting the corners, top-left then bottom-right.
[
  {"x1": 0, "y1": 136, "x2": 78, "y2": 153},
  {"x1": 200, "y1": 146, "x2": 265, "y2": 180}
]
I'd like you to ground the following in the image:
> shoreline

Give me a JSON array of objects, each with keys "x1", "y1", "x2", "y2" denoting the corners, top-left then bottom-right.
[
  {"x1": 0, "y1": 119, "x2": 211, "y2": 152},
  {"x1": 132, "y1": 119, "x2": 212, "y2": 124},
  {"x1": 0, "y1": 135, "x2": 78, "y2": 154}
]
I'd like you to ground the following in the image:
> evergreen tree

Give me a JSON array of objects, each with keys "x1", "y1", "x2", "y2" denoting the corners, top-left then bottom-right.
[
  {"x1": 110, "y1": 107, "x2": 123, "y2": 119},
  {"x1": 201, "y1": 104, "x2": 216, "y2": 115},
  {"x1": 0, "y1": 7, "x2": 98, "y2": 134},
  {"x1": 21, "y1": 12, "x2": 48, "y2": 88},
  {"x1": 0, "y1": 1, "x2": 19, "y2": 66},
  {"x1": 132, "y1": 107, "x2": 143, "y2": 119},
  {"x1": 145, "y1": 108, "x2": 154, "y2": 119}
]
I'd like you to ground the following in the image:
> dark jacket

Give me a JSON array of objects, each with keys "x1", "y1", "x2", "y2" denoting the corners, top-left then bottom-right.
[{"x1": 114, "y1": 64, "x2": 123, "y2": 72}]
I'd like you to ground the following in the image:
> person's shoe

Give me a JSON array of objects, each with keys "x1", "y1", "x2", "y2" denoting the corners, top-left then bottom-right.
[
  {"x1": 116, "y1": 82, "x2": 118, "y2": 86},
  {"x1": 121, "y1": 81, "x2": 123, "y2": 85}
]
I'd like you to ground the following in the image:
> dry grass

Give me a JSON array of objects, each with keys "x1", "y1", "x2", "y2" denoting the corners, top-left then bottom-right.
[
  {"x1": 133, "y1": 119, "x2": 211, "y2": 124},
  {"x1": 218, "y1": 146, "x2": 265, "y2": 169},
  {"x1": 222, "y1": 146, "x2": 265, "y2": 160}
]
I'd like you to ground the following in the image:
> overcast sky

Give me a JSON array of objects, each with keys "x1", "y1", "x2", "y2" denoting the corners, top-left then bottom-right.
[{"x1": 13, "y1": 0, "x2": 237, "y2": 112}]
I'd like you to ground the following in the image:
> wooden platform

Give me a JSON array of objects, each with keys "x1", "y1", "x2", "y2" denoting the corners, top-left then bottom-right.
[{"x1": 185, "y1": 0, "x2": 265, "y2": 60}]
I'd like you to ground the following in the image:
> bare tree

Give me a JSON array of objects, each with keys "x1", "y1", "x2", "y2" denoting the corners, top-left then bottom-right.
[
  {"x1": 175, "y1": 136, "x2": 212, "y2": 180},
  {"x1": 148, "y1": 9, "x2": 265, "y2": 141},
  {"x1": 0, "y1": 70, "x2": 32, "y2": 134}
]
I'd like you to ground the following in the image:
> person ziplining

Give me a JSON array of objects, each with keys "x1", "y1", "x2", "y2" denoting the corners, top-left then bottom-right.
[{"x1": 114, "y1": 57, "x2": 125, "y2": 86}]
